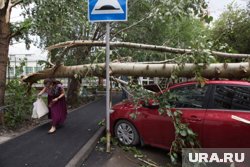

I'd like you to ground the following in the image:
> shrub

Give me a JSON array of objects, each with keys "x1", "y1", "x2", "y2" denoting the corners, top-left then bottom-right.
[{"x1": 4, "y1": 79, "x2": 36, "y2": 128}]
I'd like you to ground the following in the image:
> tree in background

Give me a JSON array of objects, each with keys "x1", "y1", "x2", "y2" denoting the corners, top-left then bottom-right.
[
  {"x1": 116, "y1": 16, "x2": 208, "y2": 62},
  {"x1": 210, "y1": 3, "x2": 250, "y2": 54},
  {"x1": 111, "y1": 0, "x2": 210, "y2": 62}
]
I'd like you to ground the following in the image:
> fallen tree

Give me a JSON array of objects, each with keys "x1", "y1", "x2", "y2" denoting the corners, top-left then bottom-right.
[
  {"x1": 22, "y1": 62, "x2": 250, "y2": 84},
  {"x1": 21, "y1": 40, "x2": 250, "y2": 84}
]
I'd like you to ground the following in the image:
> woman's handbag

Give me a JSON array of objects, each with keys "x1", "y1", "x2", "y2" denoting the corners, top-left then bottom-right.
[{"x1": 32, "y1": 98, "x2": 49, "y2": 118}]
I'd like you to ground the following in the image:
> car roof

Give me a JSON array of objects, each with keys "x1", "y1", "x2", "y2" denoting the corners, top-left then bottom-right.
[
  {"x1": 170, "y1": 80, "x2": 250, "y2": 89},
  {"x1": 143, "y1": 80, "x2": 250, "y2": 93}
]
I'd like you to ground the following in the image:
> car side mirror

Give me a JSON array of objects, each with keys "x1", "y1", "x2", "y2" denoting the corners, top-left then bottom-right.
[{"x1": 142, "y1": 99, "x2": 159, "y2": 109}]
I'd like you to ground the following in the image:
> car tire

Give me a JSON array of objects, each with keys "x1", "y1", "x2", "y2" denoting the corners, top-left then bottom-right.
[{"x1": 114, "y1": 120, "x2": 140, "y2": 146}]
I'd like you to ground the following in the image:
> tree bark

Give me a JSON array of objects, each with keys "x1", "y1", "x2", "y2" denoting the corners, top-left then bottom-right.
[
  {"x1": 22, "y1": 62, "x2": 250, "y2": 84},
  {"x1": 0, "y1": 1, "x2": 11, "y2": 124},
  {"x1": 66, "y1": 77, "x2": 81, "y2": 107},
  {"x1": 0, "y1": 2, "x2": 11, "y2": 107}
]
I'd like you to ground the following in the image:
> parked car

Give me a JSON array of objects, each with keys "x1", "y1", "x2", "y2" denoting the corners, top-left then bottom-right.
[{"x1": 110, "y1": 80, "x2": 250, "y2": 149}]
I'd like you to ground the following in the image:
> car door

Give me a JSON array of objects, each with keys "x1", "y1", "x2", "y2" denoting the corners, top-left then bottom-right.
[
  {"x1": 203, "y1": 84, "x2": 250, "y2": 148},
  {"x1": 138, "y1": 83, "x2": 209, "y2": 149},
  {"x1": 169, "y1": 84, "x2": 209, "y2": 147},
  {"x1": 137, "y1": 105, "x2": 175, "y2": 149}
]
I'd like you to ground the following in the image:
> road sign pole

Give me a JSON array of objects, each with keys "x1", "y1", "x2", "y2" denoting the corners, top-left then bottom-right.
[
  {"x1": 105, "y1": 22, "x2": 111, "y2": 152},
  {"x1": 88, "y1": 0, "x2": 128, "y2": 153}
]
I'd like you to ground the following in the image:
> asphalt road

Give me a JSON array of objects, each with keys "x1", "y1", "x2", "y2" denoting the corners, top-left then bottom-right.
[{"x1": 0, "y1": 94, "x2": 121, "y2": 167}]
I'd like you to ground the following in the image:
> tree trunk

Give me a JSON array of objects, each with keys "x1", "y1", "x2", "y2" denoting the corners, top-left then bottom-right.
[
  {"x1": 0, "y1": 3, "x2": 11, "y2": 123},
  {"x1": 66, "y1": 77, "x2": 81, "y2": 107},
  {"x1": 22, "y1": 62, "x2": 250, "y2": 84},
  {"x1": 98, "y1": 77, "x2": 104, "y2": 90},
  {"x1": 66, "y1": 47, "x2": 91, "y2": 106},
  {"x1": 0, "y1": 8, "x2": 10, "y2": 107}
]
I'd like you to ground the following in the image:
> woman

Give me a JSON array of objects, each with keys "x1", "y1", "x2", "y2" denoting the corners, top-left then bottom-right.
[{"x1": 38, "y1": 78, "x2": 67, "y2": 133}]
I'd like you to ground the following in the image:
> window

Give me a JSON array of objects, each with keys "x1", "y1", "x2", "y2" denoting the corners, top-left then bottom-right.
[
  {"x1": 232, "y1": 86, "x2": 250, "y2": 110},
  {"x1": 34, "y1": 67, "x2": 42, "y2": 72},
  {"x1": 25, "y1": 67, "x2": 33, "y2": 74},
  {"x1": 212, "y1": 85, "x2": 234, "y2": 109},
  {"x1": 211, "y1": 85, "x2": 250, "y2": 111},
  {"x1": 9, "y1": 54, "x2": 15, "y2": 61},
  {"x1": 170, "y1": 84, "x2": 208, "y2": 108},
  {"x1": 8, "y1": 67, "x2": 15, "y2": 76}
]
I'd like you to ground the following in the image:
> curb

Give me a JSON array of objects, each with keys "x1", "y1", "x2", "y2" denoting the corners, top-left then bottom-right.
[{"x1": 65, "y1": 126, "x2": 105, "y2": 167}]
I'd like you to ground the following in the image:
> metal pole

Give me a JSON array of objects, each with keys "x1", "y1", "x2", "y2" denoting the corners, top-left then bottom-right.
[{"x1": 105, "y1": 22, "x2": 111, "y2": 152}]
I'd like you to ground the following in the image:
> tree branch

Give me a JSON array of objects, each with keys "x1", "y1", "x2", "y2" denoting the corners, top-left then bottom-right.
[
  {"x1": 37, "y1": 60, "x2": 55, "y2": 68},
  {"x1": 47, "y1": 40, "x2": 250, "y2": 59},
  {"x1": 138, "y1": 59, "x2": 177, "y2": 64},
  {"x1": 9, "y1": 26, "x2": 25, "y2": 38},
  {"x1": 110, "y1": 76, "x2": 128, "y2": 85},
  {"x1": 4, "y1": 0, "x2": 11, "y2": 23},
  {"x1": 112, "y1": 11, "x2": 154, "y2": 37},
  {"x1": 0, "y1": 0, "x2": 5, "y2": 9},
  {"x1": 92, "y1": 24, "x2": 101, "y2": 40},
  {"x1": 10, "y1": 0, "x2": 22, "y2": 8}
]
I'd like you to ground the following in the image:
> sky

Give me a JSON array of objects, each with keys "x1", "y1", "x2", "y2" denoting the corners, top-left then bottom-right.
[
  {"x1": 10, "y1": 7, "x2": 47, "y2": 56},
  {"x1": 207, "y1": 0, "x2": 248, "y2": 19}
]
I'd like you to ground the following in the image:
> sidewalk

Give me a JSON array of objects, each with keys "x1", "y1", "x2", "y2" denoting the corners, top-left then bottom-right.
[
  {"x1": 82, "y1": 136, "x2": 176, "y2": 167},
  {"x1": 0, "y1": 95, "x2": 121, "y2": 167}
]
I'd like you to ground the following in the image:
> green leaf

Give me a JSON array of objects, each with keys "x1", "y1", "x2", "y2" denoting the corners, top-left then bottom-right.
[
  {"x1": 167, "y1": 110, "x2": 172, "y2": 117},
  {"x1": 187, "y1": 129, "x2": 195, "y2": 135},
  {"x1": 180, "y1": 130, "x2": 187, "y2": 137},
  {"x1": 170, "y1": 154, "x2": 177, "y2": 164},
  {"x1": 129, "y1": 113, "x2": 137, "y2": 120}
]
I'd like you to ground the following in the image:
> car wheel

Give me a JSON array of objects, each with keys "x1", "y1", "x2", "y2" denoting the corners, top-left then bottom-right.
[{"x1": 114, "y1": 120, "x2": 139, "y2": 146}]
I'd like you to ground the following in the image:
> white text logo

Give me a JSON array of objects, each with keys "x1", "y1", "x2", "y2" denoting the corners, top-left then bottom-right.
[{"x1": 189, "y1": 153, "x2": 245, "y2": 163}]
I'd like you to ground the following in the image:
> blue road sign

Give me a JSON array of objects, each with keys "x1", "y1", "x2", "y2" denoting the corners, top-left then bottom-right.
[{"x1": 88, "y1": 0, "x2": 127, "y2": 22}]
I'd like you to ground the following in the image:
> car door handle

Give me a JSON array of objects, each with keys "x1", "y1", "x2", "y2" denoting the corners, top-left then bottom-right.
[
  {"x1": 231, "y1": 115, "x2": 250, "y2": 125},
  {"x1": 187, "y1": 115, "x2": 202, "y2": 122}
]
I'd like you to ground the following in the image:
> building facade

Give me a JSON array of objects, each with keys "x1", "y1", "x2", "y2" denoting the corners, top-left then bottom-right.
[{"x1": 7, "y1": 43, "x2": 47, "y2": 79}]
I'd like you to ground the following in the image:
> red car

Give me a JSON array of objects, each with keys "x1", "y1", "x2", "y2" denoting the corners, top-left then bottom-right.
[{"x1": 110, "y1": 80, "x2": 250, "y2": 149}]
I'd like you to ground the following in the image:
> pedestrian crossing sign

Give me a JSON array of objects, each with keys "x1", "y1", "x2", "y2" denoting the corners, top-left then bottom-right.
[{"x1": 88, "y1": 0, "x2": 128, "y2": 22}]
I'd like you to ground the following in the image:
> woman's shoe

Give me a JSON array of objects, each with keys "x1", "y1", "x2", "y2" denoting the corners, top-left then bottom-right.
[{"x1": 48, "y1": 126, "x2": 56, "y2": 134}]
